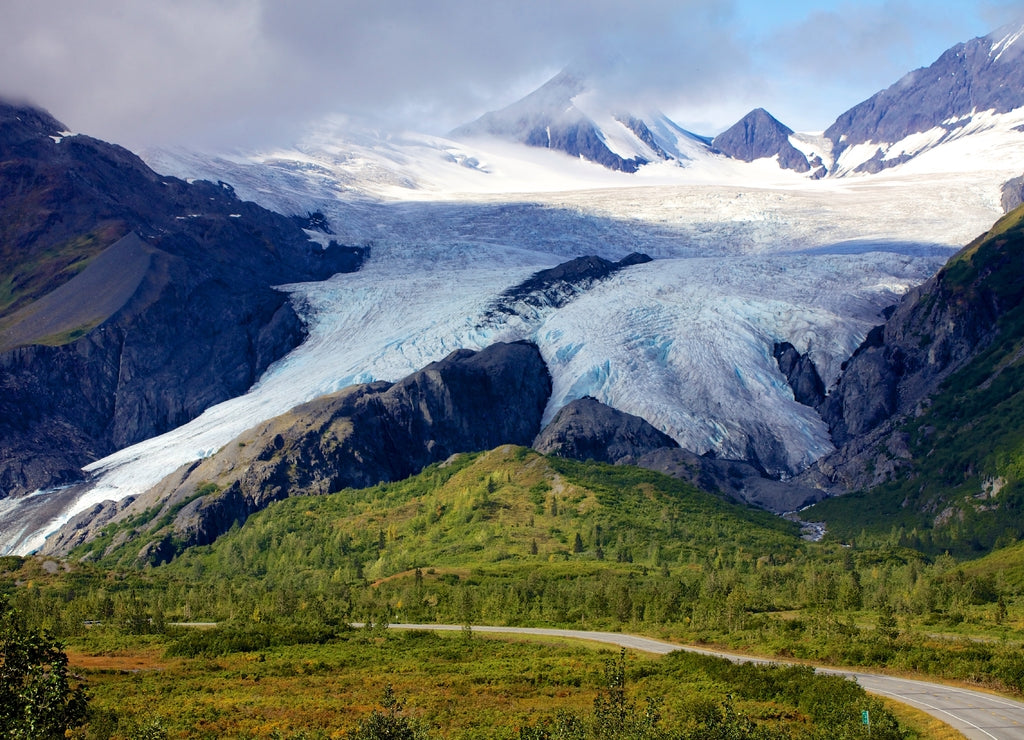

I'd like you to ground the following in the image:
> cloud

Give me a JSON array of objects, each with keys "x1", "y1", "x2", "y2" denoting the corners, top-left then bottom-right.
[
  {"x1": 236, "y1": 0, "x2": 761, "y2": 140},
  {"x1": 0, "y1": 0, "x2": 759, "y2": 148},
  {"x1": 0, "y1": 1, "x2": 276, "y2": 146},
  {"x1": 0, "y1": 0, "x2": 1012, "y2": 148}
]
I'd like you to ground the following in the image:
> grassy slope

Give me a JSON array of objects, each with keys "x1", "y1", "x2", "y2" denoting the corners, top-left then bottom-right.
[
  {"x1": 808, "y1": 205, "x2": 1024, "y2": 556},
  {"x1": 0, "y1": 224, "x2": 123, "y2": 318},
  {"x1": 82, "y1": 445, "x2": 799, "y2": 576},
  {"x1": 959, "y1": 539, "x2": 1024, "y2": 590},
  {"x1": 0, "y1": 232, "x2": 157, "y2": 351},
  {"x1": 32, "y1": 452, "x2": 928, "y2": 737}
]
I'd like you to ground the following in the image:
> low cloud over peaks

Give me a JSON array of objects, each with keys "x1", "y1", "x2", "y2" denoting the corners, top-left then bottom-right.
[{"x1": 0, "y1": 0, "x2": 1010, "y2": 148}]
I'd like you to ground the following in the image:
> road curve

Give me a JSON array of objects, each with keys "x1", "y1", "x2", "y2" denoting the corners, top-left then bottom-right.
[{"x1": 386, "y1": 623, "x2": 1024, "y2": 740}]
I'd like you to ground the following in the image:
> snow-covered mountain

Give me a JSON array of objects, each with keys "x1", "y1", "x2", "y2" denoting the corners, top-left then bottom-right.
[
  {"x1": 450, "y1": 69, "x2": 713, "y2": 172},
  {"x1": 447, "y1": 24, "x2": 1024, "y2": 181},
  {"x1": 825, "y1": 23, "x2": 1024, "y2": 175},
  {"x1": 139, "y1": 22, "x2": 1024, "y2": 203}
]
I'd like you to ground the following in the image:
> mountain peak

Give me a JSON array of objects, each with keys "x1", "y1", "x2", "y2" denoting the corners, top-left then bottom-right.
[
  {"x1": 712, "y1": 108, "x2": 811, "y2": 173},
  {"x1": 451, "y1": 67, "x2": 712, "y2": 173},
  {"x1": 450, "y1": 68, "x2": 587, "y2": 142},
  {"x1": 987, "y1": 22, "x2": 1024, "y2": 63},
  {"x1": 0, "y1": 99, "x2": 70, "y2": 148}
]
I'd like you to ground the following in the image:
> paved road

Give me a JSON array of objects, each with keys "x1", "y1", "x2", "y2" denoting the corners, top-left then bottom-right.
[{"x1": 386, "y1": 623, "x2": 1024, "y2": 740}]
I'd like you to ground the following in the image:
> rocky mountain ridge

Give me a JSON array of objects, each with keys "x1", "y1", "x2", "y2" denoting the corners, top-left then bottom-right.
[
  {"x1": 711, "y1": 108, "x2": 816, "y2": 175},
  {"x1": 449, "y1": 24, "x2": 1024, "y2": 178},
  {"x1": 533, "y1": 396, "x2": 679, "y2": 464},
  {"x1": 826, "y1": 24, "x2": 1024, "y2": 174},
  {"x1": 0, "y1": 100, "x2": 365, "y2": 500},
  {"x1": 451, "y1": 69, "x2": 711, "y2": 172},
  {"x1": 822, "y1": 211, "x2": 1022, "y2": 451},
  {"x1": 797, "y1": 203, "x2": 1024, "y2": 548},
  {"x1": 44, "y1": 341, "x2": 552, "y2": 561}
]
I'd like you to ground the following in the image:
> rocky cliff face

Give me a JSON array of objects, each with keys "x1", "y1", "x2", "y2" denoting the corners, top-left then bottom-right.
[
  {"x1": 773, "y1": 342, "x2": 826, "y2": 409},
  {"x1": 820, "y1": 260, "x2": 1003, "y2": 446},
  {"x1": 539, "y1": 120, "x2": 649, "y2": 173},
  {"x1": 636, "y1": 447, "x2": 824, "y2": 513},
  {"x1": 45, "y1": 341, "x2": 551, "y2": 561},
  {"x1": 531, "y1": 396, "x2": 825, "y2": 513},
  {"x1": 0, "y1": 101, "x2": 365, "y2": 499},
  {"x1": 1003, "y1": 175, "x2": 1024, "y2": 213},
  {"x1": 806, "y1": 204, "x2": 1024, "y2": 490}
]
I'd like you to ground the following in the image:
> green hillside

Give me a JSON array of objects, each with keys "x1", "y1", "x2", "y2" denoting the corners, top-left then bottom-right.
[
  {"x1": 957, "y1": 539, "x2": 1024, "y2": 591},
  {"x1": 0, "y1": 225, "x2": 120, "y2": 318},
  {"x1": 82, "y1": 445, "x2": 798, "y2": 575},
  {"x1": 46, "y1": 447, "x2": 1020, "y2": 686},
  {"x1": 808, "y1": 204, "x2": 1024, "y2": 555},
  {"x1": 5, "y1": 446, "x2": 1024, "y2": 736}
]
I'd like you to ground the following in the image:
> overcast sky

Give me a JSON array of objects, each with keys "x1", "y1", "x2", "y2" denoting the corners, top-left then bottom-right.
[{"x1": 1, "y1": 0, "x2": 1022, "y2": 150}]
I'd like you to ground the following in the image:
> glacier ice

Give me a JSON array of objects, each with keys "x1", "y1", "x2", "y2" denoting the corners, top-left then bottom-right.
[{"x1": 3, "y1": 130, "x2": 1012, "y2": 554}]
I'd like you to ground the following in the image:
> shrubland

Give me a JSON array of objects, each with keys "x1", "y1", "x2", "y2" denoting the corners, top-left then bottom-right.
[{"x1": 2, "y1": 446, "x2": 1021, "y2": 737}]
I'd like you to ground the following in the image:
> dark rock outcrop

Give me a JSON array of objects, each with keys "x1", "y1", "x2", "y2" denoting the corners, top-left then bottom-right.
[
  {"x1": 636, "y1": 448, "x2": 825, "y2": 513},
  {"x1": 481, "y1": 253, "x2": 652, "y2": 324},
  {"x1": 819, "y1": 241, "x2": 1008, "y2": 447},
  {"x1": 291, "y1": 210, "x2": 335, "y2": 234},
  {"x1": 796, "y1": 422, "x2": 914, "y2": 495},
  {"x1": 533, "y1": 396, "x2": 679, "y2": 464},
  {"x1": 826, "y1": 24, "x2": 1024, "y2": 171},
  {"x1": 541, "y1": 120, "x2": 649, "y2": 173},
  {"x1": 773, "y1": 342, "x2": 826, "y2": 408},
  {"x1": 712, "y1": 108, "x2": 810, "y2": 173},
  {"x1": 532, "y1": 396, "x2": 824, "y2": 513},
  {"x1": 0, "y1": 100, "x2": 365, "y2": 499},
  {"x1": 44, "y1": 341, "x2": 552, "y2": 560}
]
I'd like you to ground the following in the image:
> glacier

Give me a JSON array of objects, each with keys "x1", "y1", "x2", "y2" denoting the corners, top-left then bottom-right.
[{"x1": 3, "y1": 123, "x2": 1016, "y2": 554}]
